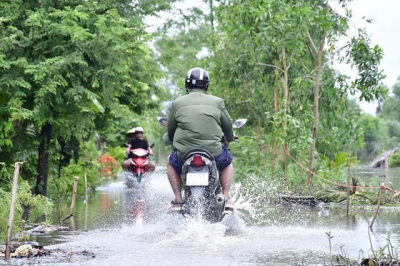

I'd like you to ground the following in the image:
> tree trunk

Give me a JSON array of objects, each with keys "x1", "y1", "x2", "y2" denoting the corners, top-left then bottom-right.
[
  {"x1": 69, "y1": 176, "x2": 79, "y2": 215},
  {"x1": 209, "y1": 0, "x2": 216, "y2": 53},
  {"x1": 282, "y1": 48, "x2": 289, "y2": 185},
  {"x1": 35, "y1": 123, "x2": 52, "y2": 196},
  {"x1": 272, "y1": 66, "x2": 279, "y2": 171},
  {"x1": 307, "y1": 33, "x2": 327, "y2": 187}
]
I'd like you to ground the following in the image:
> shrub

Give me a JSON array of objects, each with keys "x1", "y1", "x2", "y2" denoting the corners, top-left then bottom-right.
[
  {"x1": 0, "y1": 174, "x2": 53, "y2": 242},
  {"x1": 107, "y1": 145, "x2": 126, "y2": 166},
  {"x1": 97, "y1": 153, "x2": 119, "y2": 179},
  {"x1": 389, "y1": 152, "x2": 400, "y2": 167}
]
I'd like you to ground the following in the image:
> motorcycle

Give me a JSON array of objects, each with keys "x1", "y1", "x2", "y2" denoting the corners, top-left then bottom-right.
[
  {"x1": 124, "y1": 147, "x2": 153, "y2": 189},
  {"x1": 157, "y1": 116, "x2": 247, "y2": 223}
]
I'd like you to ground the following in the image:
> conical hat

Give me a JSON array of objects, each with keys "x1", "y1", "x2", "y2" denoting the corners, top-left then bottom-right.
[
  {"x1": 127, "y1": 127, "x2": 136, "y2": 134},
  {"x1": 135, "y1": 126, "x2": 144, "y2": 133}
]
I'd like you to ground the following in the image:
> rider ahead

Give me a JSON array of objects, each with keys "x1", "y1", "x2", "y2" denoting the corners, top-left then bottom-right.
[
  {"x1": 123, "y1": 127, "x2": 156, "y2": 172},
  {"x1": 166, "y1": 67, "x2": 235, "y2": 211}
]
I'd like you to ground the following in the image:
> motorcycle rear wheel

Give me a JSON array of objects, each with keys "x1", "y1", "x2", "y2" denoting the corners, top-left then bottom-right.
[{"x1": 184, "y1": 187, "x2": 223, "y2": 223}]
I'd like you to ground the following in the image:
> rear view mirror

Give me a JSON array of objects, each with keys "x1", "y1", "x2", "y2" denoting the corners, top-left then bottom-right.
[
  {"x1": 157, "y1": 116, "x2": 167, "y2": 127},
  {"x1": 233, "y1": 119, "x2": 247, "y2": 129}
]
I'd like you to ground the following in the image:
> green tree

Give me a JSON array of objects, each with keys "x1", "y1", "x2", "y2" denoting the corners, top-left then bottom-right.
[
  {"x1": 357, "y1": 115, "x2": 390, "y2": 163},
  {"x1": 212, "y1": 0, "x2": 386, "y2": 190},
  {"x1": 373, "y1": 76, "x2": 400, "y2": 157},
  {"x1": 379, "y1": 76, "x2": 400, "y2": 121},
  {"x1": 0, "y1": 0, "x2": 167, "y2": 195},
  {"x1": 153, "y1": 0, "x2": 218, "y2": 97},
  {"x1": 145, "y1": 0, "x2": 387, "y2": 194}
]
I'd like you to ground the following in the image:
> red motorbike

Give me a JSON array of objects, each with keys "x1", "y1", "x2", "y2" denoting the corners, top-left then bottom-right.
[{"x1": 124, "y1": 148, "x2": 152, "y2": 188}]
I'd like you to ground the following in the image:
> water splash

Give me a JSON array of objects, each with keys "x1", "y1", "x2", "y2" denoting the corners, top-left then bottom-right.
[
  {"x1": 96, "y1": 180, "x2": 125, "y2": 191},
  {"x1": 230, "y1": 184, "x2": 257, "y2": 215},
  {"x1": 156, "y1": 215, "x2": 244, "y2": 250},
  {"x1": 40, "y1": 168, "x2": 400, "y2": 265},
  {"x1": 222, "y1": 211, "x2": 246, "y2": 235},
  {"x1": 227, "y1": 174, "x2": 274, "y2": 226}
]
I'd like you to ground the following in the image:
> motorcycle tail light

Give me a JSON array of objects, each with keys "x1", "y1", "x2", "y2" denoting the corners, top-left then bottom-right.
[{"x1": 191, "y1": 155, "x2": 204, "y2": 167}]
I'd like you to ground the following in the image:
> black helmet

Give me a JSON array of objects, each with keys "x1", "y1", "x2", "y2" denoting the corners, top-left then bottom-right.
[{"x1": 185, "y1": 67, "x2": 210, "y2": 90}]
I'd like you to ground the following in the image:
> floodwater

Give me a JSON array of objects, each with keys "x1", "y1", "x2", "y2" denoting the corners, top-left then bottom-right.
[{"x1": 7, "y1": 167, "x2": 400, "y2": 265}]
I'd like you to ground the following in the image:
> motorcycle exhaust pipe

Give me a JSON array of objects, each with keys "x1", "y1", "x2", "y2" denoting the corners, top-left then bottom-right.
[
  {"x1": 214, "y1": 194, "x2": 226, "y2": 221},
  {"x1": 215, "y1": 194, "x2": 226, "y2": 207}
]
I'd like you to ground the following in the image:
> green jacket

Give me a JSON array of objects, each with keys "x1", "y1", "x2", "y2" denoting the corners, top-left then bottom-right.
[{"x1": 167, "y1": 89, "x2": 234, "y2": 158}]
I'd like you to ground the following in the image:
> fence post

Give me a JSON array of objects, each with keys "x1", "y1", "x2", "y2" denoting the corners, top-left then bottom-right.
[
  {"x1": 346, "y1": 157, "x2": 351, "y2": 215},
  {"x1": 5, "y1": 162, "x2": 23, "y2": 260},
  {"x1": 62, "y1": 176, "x2": 79, "y2": 224},
  {"x1": 84, "y1": 172, "x2": 88, "y2": 231},
  {"x1": 369, "y1": 184, "x2": 384, "y2": 231},
  {"x1": 70, "y1": 176, "x2": 79, "y2": 215}
]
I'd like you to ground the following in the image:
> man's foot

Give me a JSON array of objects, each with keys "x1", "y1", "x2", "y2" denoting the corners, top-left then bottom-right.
[
  {"x1": 169, "y1": 205, "x2": 182, "y2": 212},
  {"x1": 225, "y1": 198, "x2": 234, "y2": 210},
  {"x1": 168, "y1": 200, "x2": 184, "y2": 212}
]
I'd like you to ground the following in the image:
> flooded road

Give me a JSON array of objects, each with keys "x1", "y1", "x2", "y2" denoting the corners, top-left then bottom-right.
[{"x1": 21, "y1": 167, "x2": 400, "y2": 265}]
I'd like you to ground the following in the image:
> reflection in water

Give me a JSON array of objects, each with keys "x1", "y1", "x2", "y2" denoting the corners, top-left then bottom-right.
[
  {"x1": 122, "y1": 188, "x2": 150, "y2": 225},
  {"x1": 46, "y1": 167, "x2": 400, "y2": 265},
  {"x1": 53, "y1": 172, "x2": 171, "y2": 231},
  {"x1": 354, "y1": 167, "x2": 400, "y2": 189}
]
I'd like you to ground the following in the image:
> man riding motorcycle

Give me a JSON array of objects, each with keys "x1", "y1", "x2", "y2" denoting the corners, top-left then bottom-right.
[
  {"x1": 122, "y1": 127, "x2": 155, "y2": 172},
  {"x1": 166, "y1": 67, "x2": 235, "y2": 212}
]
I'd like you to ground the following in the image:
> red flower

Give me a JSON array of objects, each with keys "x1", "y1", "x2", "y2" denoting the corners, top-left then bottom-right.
[{"x1": 97, "y1": 154, "x2": 118, "y2": 179}]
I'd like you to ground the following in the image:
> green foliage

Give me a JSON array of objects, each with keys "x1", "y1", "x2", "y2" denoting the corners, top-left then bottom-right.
[
  {"x1": 357, "y1": 114, "x2": 392, "y2": 163},
  {"x1": 57, "y1": 161, "x2": 100, "y2": 197},
  {"x1": 0, "y1": 165, "x2": 52, "y2": 242},
  {"x1": 344, "y1": 29, "x2": 388, "y2": 101},
  {"x1": 0, "y1": 0, "x2": 167, "y2": 195},
  {"x1": 48, "y1": 138, "x2": 102, "y2": 199},
  {"x1": 153, "y1": 1, "x2": 214, "y2": 98},
  {"x1": 378, "y1": 96, "x2": 400, "y2": 121},
  {"x1": 329, "y1": 152, "x2": 358, "y2": 169},
  {"x1": 377, "y1": 77, "x2": 400, "y2": 149},
  {"x1": 0, "y1": 188, "x2": 11, "y2": 240},
  {"x1": 314, "y1": 189, "x2": 347, "y2": 203},
  {"x1": 0, "y1": 0, "x2": 394, "y2": 201},
  {"x1": 388, "y1": 153, "x2": 400, "y2": 167},
  {"x1": 151, "y1": 0, "x2": 388, "y2": 195},
  {"x1": 284, "y1": 164, "x2": 310, "y2": 194},
  {"x1": 315, "y1": 186, "x2": 380, "y2": 205},
  {"x1": 230, "y1": 134, "x2": 271, "y2": 181},
  {"x1": 107, "y1": 146, "x2": 126, "y2": 168},
  {"x1": 0, "y1": 119, "x2": 13, "y2": 149},
  {"x1": 17, "y1": 181, "x2": 53, "y2": 224}
]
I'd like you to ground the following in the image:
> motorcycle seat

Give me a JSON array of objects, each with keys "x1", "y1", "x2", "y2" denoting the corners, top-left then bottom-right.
[{"x1": 182, "y1": 149, "x2": 215, "y2": 161}]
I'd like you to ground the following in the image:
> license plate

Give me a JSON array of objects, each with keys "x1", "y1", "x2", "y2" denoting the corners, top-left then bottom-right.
[{"x1": 186, "y1": 173, "x2": 209, "y2": 186}]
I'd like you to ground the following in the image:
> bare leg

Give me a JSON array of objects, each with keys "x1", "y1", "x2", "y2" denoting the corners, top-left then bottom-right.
[
  {"x1": 122, "y1": 158, "x2": 131, "y2": 171},
  {"x1": 148, "y1": 161, "x2": 156, "y2": 173},
  {"x1": 220, "y1": 163, "x2": 233, "y2": 203},
  {"x1": 167, "y1": 162, "x2": 182, "y2": 202}
]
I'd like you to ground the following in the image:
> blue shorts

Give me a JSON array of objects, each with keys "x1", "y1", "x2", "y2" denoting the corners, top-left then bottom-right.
[{"x1": 169, "y1": 146, "x2": 233, "y2": 175}]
